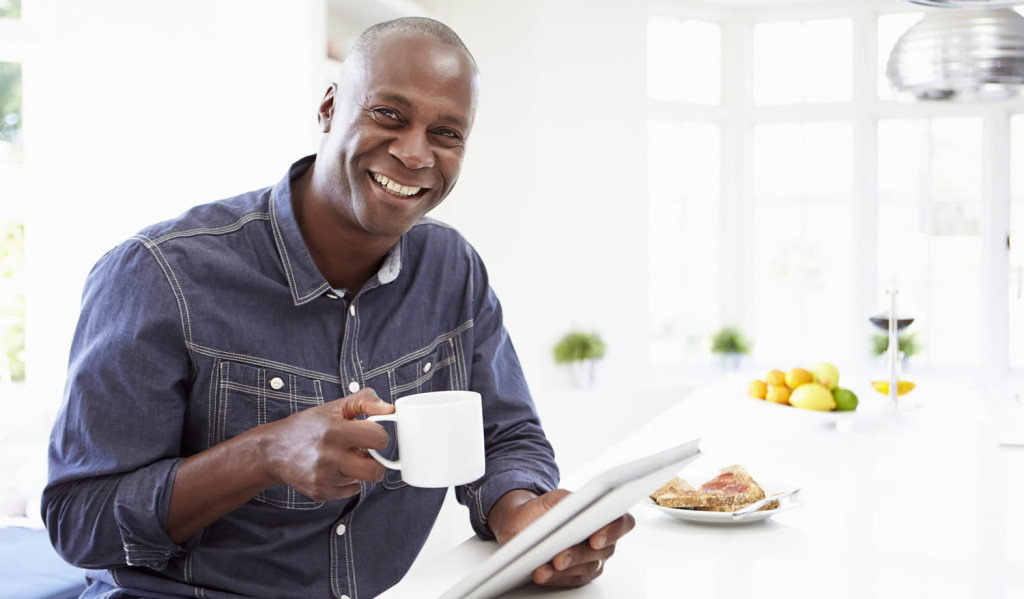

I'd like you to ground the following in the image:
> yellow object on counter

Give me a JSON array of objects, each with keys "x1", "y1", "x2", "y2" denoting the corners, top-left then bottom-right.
[{"x1": 871, "y1": 380, "x2": 916, "y2": 396}]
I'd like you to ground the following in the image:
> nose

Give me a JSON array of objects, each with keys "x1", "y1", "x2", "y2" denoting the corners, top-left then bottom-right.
[{"x1": 388, "y1": 131, "x2": 435, "y2": 170}]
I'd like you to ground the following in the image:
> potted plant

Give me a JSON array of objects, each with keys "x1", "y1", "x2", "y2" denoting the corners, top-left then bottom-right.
[
  {"x1": 553, "y1": 330, "x2": 606, "y2": 387},
  {"x1": 710, "y1": 325, "x2": 752, "y2": 370},
  {"x1": 871, "y1": 331, "x2": 921, "y2": 368}
]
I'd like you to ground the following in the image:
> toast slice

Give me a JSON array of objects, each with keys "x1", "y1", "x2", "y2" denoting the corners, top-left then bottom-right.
[{"x1": 652, "y1": 465, "x2": 779, "y2": 512}]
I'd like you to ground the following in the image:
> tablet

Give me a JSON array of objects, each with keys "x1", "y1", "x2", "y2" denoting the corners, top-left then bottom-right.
[{"x1": 439, "y1": 438, "x2": 702, "y2": 599}]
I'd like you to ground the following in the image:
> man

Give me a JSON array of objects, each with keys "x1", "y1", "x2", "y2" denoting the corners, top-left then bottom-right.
[{"x1": 44, "y1": 16, "x2": 634, "y2": 598}]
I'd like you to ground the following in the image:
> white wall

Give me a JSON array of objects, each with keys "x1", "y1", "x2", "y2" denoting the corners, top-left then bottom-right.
[
  {"x1": 424, "y1": 0, "x2": 653, "y2": 391},
  {"x1": 25, "y1": 0, "x2": 325, "y2": 406}
]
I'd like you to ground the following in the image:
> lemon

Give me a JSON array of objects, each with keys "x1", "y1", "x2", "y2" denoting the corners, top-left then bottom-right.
[
  {"x1": 785, "y1": 368, "x2": 813, "y2": 389},
  {"x1": 765, "y1": 369, "x2": 786, "y2": 387},
  {"x1": 832, "y1": 388, "x2": 858, "y2": 411},
  {"x1": 765, "y1": 384, "x2": 791, "y2": 405},
  {"x1": 871, "y1": 380, "x2": 916, "y2": 396},
  {"x1": 789, "y1": 382, "x2": 836, "y2": 411},
  {"x1": 808, "y1": 361, "x2": 840, "y2": 390},
  {"x1": 748, "y1": 379, "x2": 768, "y2": 399}
]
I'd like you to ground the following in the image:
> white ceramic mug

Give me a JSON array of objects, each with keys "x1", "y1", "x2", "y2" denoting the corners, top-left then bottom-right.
[{"x1": 367, "y1": 390, "x2": 485, "y2": 488}]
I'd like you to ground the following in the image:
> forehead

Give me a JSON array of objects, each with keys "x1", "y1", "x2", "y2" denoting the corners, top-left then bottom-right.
[{"x1": 358, "y1": 32, "x2": 479, "y2": 124}]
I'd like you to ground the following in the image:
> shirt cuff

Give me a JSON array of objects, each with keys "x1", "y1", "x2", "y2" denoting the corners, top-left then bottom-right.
[
  {"x1": 113, "y1": 458, "x2": 185, "y2": 569},
  {"x1": 463, "y1": 468, "x2": 557, "y2": 540}
]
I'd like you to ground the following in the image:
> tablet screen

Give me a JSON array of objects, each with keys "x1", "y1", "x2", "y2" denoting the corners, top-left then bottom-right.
[{"x1": 440, "y1": 438, "x2": 702, "y2": 599}]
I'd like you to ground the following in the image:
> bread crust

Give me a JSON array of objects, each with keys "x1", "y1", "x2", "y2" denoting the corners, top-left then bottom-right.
[{"x1": 651, "y1": 465, "x2": 780, "y2": 512}]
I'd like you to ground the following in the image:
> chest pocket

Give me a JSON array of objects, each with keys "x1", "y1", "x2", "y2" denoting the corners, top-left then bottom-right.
[
  {"x1": 377, "y1": 336, "x2": 468, "y2": 489},
  {"x1": 209, "y1": 360, "x2": 328, "y2": 510}
]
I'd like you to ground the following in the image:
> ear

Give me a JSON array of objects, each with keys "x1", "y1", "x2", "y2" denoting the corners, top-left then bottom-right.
[{"x1": 317, "y1": 84, "x2": 337, "y2": 133}]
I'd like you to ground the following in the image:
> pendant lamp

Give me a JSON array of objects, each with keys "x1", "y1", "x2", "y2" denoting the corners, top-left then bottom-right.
[
  {"x1": 904, "y1": 1, "x2": 1020, "y2": 7},
  {"x1": 886, "y1": 8, "x2": 1024, "y2": 101}
]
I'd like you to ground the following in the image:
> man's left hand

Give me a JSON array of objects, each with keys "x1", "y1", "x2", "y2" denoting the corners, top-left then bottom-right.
[{"x1": 488, "y1": 489, "x2": 636, "y2": 587}]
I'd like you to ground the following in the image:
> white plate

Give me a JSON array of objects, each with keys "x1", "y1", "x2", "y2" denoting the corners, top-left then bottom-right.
[{"x1": 646, "y1": 483, "x2": 804, "y2": 525}]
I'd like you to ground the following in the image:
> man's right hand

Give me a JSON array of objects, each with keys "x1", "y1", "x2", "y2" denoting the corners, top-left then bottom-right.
[
  {"x1": 261, "y1": 388, "x2": 395, "y2": 502},
  {"x1": 166, "y1": 388, "x2": 394, "y2": 542}
]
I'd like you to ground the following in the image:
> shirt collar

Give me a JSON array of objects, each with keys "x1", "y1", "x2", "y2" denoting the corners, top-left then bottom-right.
[{"x1": 270, "y1": 155, "x2": 404, "y2": 305}]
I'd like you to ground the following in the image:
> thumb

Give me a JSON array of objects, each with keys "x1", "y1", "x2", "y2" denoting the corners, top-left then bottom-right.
[{"x1": 333, "y1": 388, "x2": 394, "y2": 420}]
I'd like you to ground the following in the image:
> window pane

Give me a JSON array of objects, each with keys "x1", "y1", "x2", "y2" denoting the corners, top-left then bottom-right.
[
  {"x1": 877, "y1": 117, "x2": 983, "y2": 368},
  {"x1": 754, "y1": 18, "x2": 852, "y2": 105},
  {"x1": 878, "y1": 12, "x2": 923, "y2": 99},
  {"x1": 648, "y1": 120, "x2": 721, "y2": 366},
  {"x1": 804, "y1": 19, "x2": 852, "y2": 103},
  {"x1": 647, "y1": 16, "x2": 721, "y2": 105},
  {"x1": 751, "y1": 121, "x2": 854, "y2": 364},
  {"x1": 1011, "y1": 114, "x2": 1024, "y2": 368},
  {"x1": 753, "y1": 21, "x2": 802, "y2": 105},
  {"x1": 0, "y1": 61, "x2": 22, "y2": 163}
]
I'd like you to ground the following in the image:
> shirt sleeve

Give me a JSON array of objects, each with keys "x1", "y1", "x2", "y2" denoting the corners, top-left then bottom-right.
[
  {"x1": 43, "y1": 237, "x2": 193, "y2": 569},
  {"x1": 456, "y1": 249, "x2": 560, "y2": 540}
]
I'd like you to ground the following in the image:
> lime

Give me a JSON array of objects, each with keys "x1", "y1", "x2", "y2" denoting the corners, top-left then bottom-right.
[{"x1": 832, "y1": 388, "x2": 858, "y2": 411}]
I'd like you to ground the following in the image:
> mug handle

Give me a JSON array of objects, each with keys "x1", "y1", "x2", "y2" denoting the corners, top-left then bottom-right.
[{"x1": 366, "y1": 414, "x2": 401, "y2": 470}]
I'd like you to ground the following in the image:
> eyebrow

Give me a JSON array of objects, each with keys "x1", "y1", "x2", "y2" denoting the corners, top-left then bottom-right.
[{"x1": 372, "y1": 91, "x2": 469, "y2": 130}]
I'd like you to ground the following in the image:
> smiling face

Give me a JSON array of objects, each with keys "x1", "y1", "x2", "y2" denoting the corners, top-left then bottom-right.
[{"x1": 311, "y1": 30, "x2": 479, "y2": 243}]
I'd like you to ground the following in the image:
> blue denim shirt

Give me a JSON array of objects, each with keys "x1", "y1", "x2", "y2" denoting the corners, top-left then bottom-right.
[{"x1": 43, "y1": 156, "x2": 559, "y2": 599}]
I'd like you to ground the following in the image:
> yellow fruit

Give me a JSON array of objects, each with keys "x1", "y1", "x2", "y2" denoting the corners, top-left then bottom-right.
[
  {"x1": 765, "y1": 369, "x2": 786, "y2": 387},
  {"x1": 748, "y1": 380, "x2": 768, "y2": 399},
  {"x1": 808, "y1": 361, "x2": 840, "y2": 390},
  {"x1": 785, "y1": 368, "x2": 813, "y2": 389},
  {"x1": 789, "y1": 382, "x2": 837, "y2": 411},
  {"x1": 766, "y1": 384, "x2": 791, "y2": 405},
  {"x1": 871, "y1": 380, "x2": 916, "y2": 396}
]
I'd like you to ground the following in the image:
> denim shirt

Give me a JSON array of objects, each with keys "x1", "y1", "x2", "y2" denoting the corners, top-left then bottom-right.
[{"x1": 43, "y1": 156, "x2": 559, "y2": 599}]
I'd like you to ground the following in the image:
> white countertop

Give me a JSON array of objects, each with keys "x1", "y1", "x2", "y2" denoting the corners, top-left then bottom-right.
[{"x1": 383, "y1": 375, "x2": 1024, "y2": 598}]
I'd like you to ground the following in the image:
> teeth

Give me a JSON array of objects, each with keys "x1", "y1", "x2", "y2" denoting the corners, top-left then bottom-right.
[{"x1": 372, "y1": 173, "x2": 421, "y2": 198}]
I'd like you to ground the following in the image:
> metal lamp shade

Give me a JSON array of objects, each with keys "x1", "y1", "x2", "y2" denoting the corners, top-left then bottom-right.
[
  {"x1": 886, "y1": 8, "x2": 1024, "y2": 101},
  {"x1": 904, "y1": 1, "x2": 1021, "y2": 7}
]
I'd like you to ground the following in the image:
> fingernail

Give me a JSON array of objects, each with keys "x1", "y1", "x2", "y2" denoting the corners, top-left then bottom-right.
[
  {"x1": 559, "y1": 554, "x2": 572, "y2": 570},
  {"x1": 593, "y1": 534, "x2": 607, "y2": 549}
]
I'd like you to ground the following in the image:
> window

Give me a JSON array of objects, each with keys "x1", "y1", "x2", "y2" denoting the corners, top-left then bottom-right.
[
  {"x1": 877, "y1": 117, "x2": 983, "y2": 368},
  {"x1": 0, "y1": 0, "x2": 25, "y2": 383},
  {"x1": 750, "y1": 121, "x2": 855, "y2": 363},
  {"x1": 646, "y1": 15, "x2": 723, "y2": 371},
  {"x1": 647, "y1": 16, "x2": 721, "y2": 105},
  {"x1": 648, "y1": 120, "x2": 721, "y2": 366},
  {"x1": 1011, "y1": 115, "x2": 1024, "y2": 369},
  {"x1": 877, "y1": 12, "x2": 922, "y2": 100},
  {"x1": 753, "y1": 18, "x2": 852, "y2": 105}
]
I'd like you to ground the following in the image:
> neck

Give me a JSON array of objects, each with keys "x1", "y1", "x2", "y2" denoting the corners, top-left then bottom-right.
[{"x1": 291, "y1": 167, "x2": 395, "y2": 293}]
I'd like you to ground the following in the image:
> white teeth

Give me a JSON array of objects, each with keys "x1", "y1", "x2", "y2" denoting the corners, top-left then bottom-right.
[{"x1": 372, "y1": 172, "x2": 421, "y2": 198}]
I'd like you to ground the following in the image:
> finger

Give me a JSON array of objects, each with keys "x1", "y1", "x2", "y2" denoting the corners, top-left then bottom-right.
[
  {"x1": 590, "y1": 512, "x2": 636, "y2": 550},
  {"x1": 321, "y1": 419, "x2": 391, "y2": 451},
  {"x1": 334, "y1": 388, "x2": 394, "y2": 420},
  {"x1": 340, "y1": 448, "x2": 386, "y2": 482},
  {"x1": 552, "y1": 541, "x2": 615, "y2": 573},
  {"x1": 534, "y1": 554, "x2": 606, "y2": 587}
]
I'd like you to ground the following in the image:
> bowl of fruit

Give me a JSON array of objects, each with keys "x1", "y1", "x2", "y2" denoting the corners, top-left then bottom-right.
[{"x1": 748, "y1": 362, "x2": 861, "y2": 415}]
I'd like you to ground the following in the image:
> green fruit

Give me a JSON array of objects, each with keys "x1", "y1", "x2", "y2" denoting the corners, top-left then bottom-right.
[
  {"x1": 789, "y1": 382, "x2": 836, "y2": 411},
  {"x1": 833, "y1": 388, "x2": 859, "y2": 412},
  {"x1": 808, "y1": 361, "x2": 840, "y2": 390}
]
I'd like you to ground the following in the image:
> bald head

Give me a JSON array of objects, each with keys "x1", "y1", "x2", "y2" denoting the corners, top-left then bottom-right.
[{"x1": 350, "y1": 17, "x2": 476, "y2": 67}]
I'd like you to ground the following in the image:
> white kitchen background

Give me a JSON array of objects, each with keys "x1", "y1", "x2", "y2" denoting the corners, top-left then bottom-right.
[{"x1": 2, "y1": 0, "x2": 1024, "y2": 526}]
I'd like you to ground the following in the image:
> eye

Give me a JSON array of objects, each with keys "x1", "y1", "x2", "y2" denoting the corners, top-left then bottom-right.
[
  {"x1": 370, "y1": 107, "x2": 402, "y2": 124},
  {"x1": 433, "y1": 127, "x2": 465, "y2": 146}
]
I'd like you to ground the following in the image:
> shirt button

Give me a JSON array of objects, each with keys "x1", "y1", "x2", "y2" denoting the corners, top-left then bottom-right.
[
  {"x1": 349, "y1": 304, "x2": 356, "y2": 316},
  {"x1": 348, "y1": 381, "x2": 360, "y2": 393},
  {"x1": 269, "y1": 377, "x2": 284, "y2": 390},
  {"x1": 340, "y1": 596, "x2": 351, "y2": 599},
  {"x1": 335, "y1": 523, "x2": 346, "y2": 536},
  {"x1": 422, "y1": 362, "x2": 432, "y2": 373}
]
